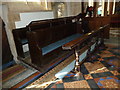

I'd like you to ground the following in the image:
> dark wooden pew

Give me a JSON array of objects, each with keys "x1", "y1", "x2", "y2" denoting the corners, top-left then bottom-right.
[
  {"x1": 84, "y1": 16, "x2": 110, "y2": 39},
  {"x1": 12, "y1": 16, "x2": 82, "y2": 58},
  {"x1": 12, "y1": 15, "x2": 110, "y2": 74},
  {"x1": 62, "y1": 25, "x2": 108, "y2": 73},
  {"x1": 110, "y1": 14, "x2": 120, "y2": 27},
  {"x1": 12, "y1": 27, "x2": 28, "y2": 58},
  {"x1": 26, "y1": 16, "x2": 83, "y2": 72}
]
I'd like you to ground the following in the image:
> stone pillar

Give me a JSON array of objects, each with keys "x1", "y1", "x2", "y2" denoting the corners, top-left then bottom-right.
[
  {"x1": 66, "y1": 2, "x2": 71, "y2": 16},
  {"x1": 66, "y1": 2, "x2": 82, "y2": 16}
]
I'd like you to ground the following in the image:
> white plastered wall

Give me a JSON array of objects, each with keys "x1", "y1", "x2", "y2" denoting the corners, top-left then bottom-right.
[
  {"x1": 66, "y1": 2, "x2": 82, "y2": 16},
  {"x1": 15, "y1": 11, "x2": 54, "y2": 52},
  {"x1": 15, "y1": 11, "x2": 54, "y2": 28}
]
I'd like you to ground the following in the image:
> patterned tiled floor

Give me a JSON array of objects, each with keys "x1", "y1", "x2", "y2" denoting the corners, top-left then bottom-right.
[{"x1": 46, "y1": 44, "x2": 120, "y2": 89}]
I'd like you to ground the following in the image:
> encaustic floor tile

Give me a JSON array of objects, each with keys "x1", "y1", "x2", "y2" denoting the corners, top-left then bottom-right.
[
  {"x1": 84, "y1": 74, "x2": 93, "y2": 80},
  {"x1": 63, "y1": 80, "x2": 90, "y2": 88},
  {"x1": 110, "y1": 70, "x2": 120, "y2": 76},
  {"x1": 84, "y1": 61, "x2": 109, "y2": 74},
  {"x1": 94, "y1": 76, "x2": 120, "y2": 88}
]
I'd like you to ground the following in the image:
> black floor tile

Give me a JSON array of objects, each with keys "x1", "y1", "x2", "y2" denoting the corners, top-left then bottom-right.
[
  {"x1": 103, "y1": 56, "x2": 117, "y2": 60},
  {"x1": 107, "y1": 66, "x2": 116, "y2": 71},
  {"x1": 56, "y1": 83, "x2": 64, "y2": 88},
  {"x1": 100, "y1": 61, "x2": 113, "y2": 69},
  {"x1": 52, "y1": 88, "x2": 64, "y2": 90},
  {"x1": 63, "y1": 77, "x2": 76, "y2": 82},
  {"x1": 116, "y1": 75, "x2": 120, "y2": 80},
  {"x1": 63, "y1": 76, "x2": 84, "y2": 83},
  {"x1": 95, "y1": 55, "x2": 101, "y2": 58},
  {"x1": 51, "y1": 88, "x2": 56, "y2": 90},
  {"x1": 81, "y1": 64, "x2": 89, "y2": 74},
  {"x1": 112, "y1": 47, "x2": 120, "y2": 50},
  {"x1": 86, "y1": 59, "x2": 99, "y2": 63},
  {"x1": 93, "y1": 59, "x2": 99, "y2": 62},
  {"x1": 101, "y1": 60, "x2": 117, "y2": 71},
  {"x1": 118, "y1": 69, "x2": 120, "y2": 73},
  {"x1": 113, "y1": 52, "x2": 120, "y2": 56},
  {"x1": 91, "y1": 72, "x2": 114, "y2": 78},
  {"x1": 46, "y1": 83, "x2": 55, "y2": 89},
  {"x1": 98, "y1": 51, "x2": 102, "y2": 54},
  {"x1": 87, "y1": 79, "x2": 99, "y2": 89}
]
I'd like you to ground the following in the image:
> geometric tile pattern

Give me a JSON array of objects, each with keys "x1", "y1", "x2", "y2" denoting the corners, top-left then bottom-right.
[
  {"x1": 46, "y1": 44, "x2": 120, "y2": 89},
  {"x1": 94, "y1": 76, "x2": 120, "y2": 88},
  {"x1": 64, "y1": 80, "x2": 90, "y2": 88}
]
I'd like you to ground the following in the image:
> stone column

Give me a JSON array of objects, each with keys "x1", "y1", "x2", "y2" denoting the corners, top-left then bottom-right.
[{"x1": 66, "y1": 2, "x2": 82, "y2": 16}]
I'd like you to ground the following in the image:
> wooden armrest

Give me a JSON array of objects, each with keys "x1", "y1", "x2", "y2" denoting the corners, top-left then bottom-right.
[
  {"x1": 62, "y1": 27, "x2": 105, "y2": 50},
  {"x1": 62, "y1": 31, "x2": 94, "y2": 50}
]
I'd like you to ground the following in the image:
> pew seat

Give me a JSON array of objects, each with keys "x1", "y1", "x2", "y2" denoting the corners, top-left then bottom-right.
[
  {"x1": 42, "y1": 33, "x2": 82, "y2": 55},
  {"x1": 21, "y1": 39, "x2": 28, "y2": 45}
]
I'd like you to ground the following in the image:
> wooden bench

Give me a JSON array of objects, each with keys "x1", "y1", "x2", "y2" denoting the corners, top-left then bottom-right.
[
  {"x1": 12, "y1": 27, "x2": 28, "y2": 58},
  {"x1": 12, "y1": 16, "x2": 82, "y2": 58},
  {"x1": 56, "y1": 25, "x2": 109, "y2": 79},
  {"x1": 110, "y1": 14, "x2": 120, "y2": 27},
  {"x1": 26, "y1": 16, "x2": 83, "y2": 72},
  {"x1": 62, "y1": 26, "x2": 105, "y2": 73},
  {"x1": 12, "y1": 16, "x2": 110, "y2": 74}
]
